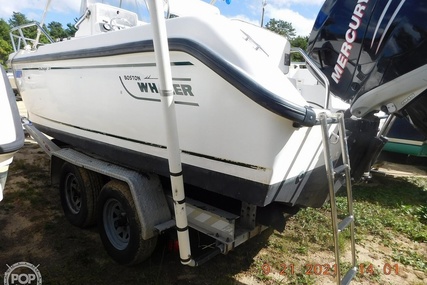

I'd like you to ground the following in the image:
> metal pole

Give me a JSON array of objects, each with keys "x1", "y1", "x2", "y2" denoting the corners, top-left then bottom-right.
[
  {"x1": 319, "y1": 113, "x2": 341, "y2": 283},
  {"x1": 147, "y1": 0, "x2": 194, "y2": 266},
  {"x1": 377, "y1": 114, "x2": 396, "y2": 137},
  {"x1": 290, "y1": 48, "x2": 331, "y2": 109},
  {"x1": 261, "y1": 0, "x2": 267, "y2": 27},
  {"x1": 337, "y1": 113, "x2": 357, "y2": 270},
  {"x1": 34, "y1": 0, "x2": 52, "y2": 48}
]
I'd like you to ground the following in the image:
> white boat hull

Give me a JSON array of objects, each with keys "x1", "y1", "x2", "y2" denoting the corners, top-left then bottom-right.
[{"x1": 11, "y1": 6, "x2": 345, "y2": 207}]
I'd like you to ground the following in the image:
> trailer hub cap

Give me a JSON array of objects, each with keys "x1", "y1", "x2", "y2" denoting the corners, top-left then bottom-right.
[
  {"x1": 103, "y1": 198, "x2": 130, "y2": 250},
  {"x1": 64, "y1": 173, "x2": 82, "y2": 214}
]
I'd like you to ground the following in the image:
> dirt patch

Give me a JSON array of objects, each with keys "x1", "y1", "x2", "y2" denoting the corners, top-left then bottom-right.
[
  {"x1": 374, "y1": 161, "x2": 427, "y2": 177},
  {"x1": 0, "y1": 141, "x2": 426, "y2": 285}
]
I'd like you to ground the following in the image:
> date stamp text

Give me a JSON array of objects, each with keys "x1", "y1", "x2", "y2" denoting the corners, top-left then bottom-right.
[{"x1": 261, "y1": 262, "x2": 399, "y2": 277}]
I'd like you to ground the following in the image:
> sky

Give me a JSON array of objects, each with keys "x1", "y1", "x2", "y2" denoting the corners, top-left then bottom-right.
[{"x1": 0, "y1": 0, "x2": 324, "y2": 37}]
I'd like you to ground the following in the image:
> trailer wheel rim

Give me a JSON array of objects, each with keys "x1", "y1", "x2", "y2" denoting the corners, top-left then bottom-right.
[
  {"x1": 103, "y1": 198, "x2": 130, "y2": 250},
  {"x1": 64, "y1": 173, "x2": 82, "y2": 214}
]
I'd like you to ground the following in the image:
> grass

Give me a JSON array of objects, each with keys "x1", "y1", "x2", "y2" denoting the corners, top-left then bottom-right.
[
  {"x1": 247, "y1": 173, "x2": 427, "y2": 284},
  {"x1": 3, "y1": 153, "x2": 51, "y2": 209},
  {"x1": 1, "y1": 144, "x2": 426, "y2": 284},
  {"x1": 352, "y1": 175, "x2": 427, "y2": 243},
  {"x1": 393, "y1": 249, "x2": 427, "y2": 271}
]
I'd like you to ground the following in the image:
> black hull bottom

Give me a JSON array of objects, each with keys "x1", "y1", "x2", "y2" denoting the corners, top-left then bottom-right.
[{"x1": 37, "y1": 123, "x2": 331, "y2": 208}]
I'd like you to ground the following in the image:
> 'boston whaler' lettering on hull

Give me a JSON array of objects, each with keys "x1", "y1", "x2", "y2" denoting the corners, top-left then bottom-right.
[
  {"x1": 137, "y1": 82, "x2": 194, "y2": 96},
  {"x1": 119, "y1": 75, "x2": 199, "y2": 106},
  {"x1": 123, "y1": 75, "x2": 142, "y2": 81}
]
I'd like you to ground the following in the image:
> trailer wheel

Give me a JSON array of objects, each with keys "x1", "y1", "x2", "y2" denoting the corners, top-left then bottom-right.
[
  {"x1": 59, "y1": 163, "x2": 102, "y2": 228},
  {"x1": 98, "y1": 180, "x2": 157, "y2": 265}
]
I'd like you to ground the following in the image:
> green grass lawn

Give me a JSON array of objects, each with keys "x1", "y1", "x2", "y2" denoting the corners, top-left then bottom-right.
[
  {"x1": 248, "y1": 174, "x2": 427, "y2": 284},
  {"x1": 1, "y1": 143, "x2": 426, "y2": 285}
]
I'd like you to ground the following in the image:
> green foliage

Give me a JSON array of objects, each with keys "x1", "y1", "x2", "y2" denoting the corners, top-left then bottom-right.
[
  {"x1": 250, "y1": 174, "x2": 427, "y2": 284},
  {"x1": 265, "y1": 18, "x2": 309, "y2": 62},
  {"x1": 0, "y1": 19, "x2": 12, "y2": 67},
  {"x1": 48, "y1": 21, "x2": 68, "y2": 39},
  {"x1": 8, "y1": 12, "x2": 31, "y2": 27},
  {"x1": 48, "y1": 21, "x2": 77, "y2": 40},
  {"x1": 393, "y1": 249, "x2": 427, "y2": 271},
  {"x1": 0, "y1": 38, "x2": 12, "y2": 67},
  {"x1": 266, "y1": 18, "x2": 296, "y2": 39},
  {"x1": 353, "y1": 175, "x2": 427, "y2": 242},
  {"x1": 0, "y1": 19, "x2": 10, "y2": 39},
  {"x1": 65, "y1": 22, "x2": 78, "y2": 37},
  {"x1": 290, "y1": 36, "x2": 309, "y2": 62}
]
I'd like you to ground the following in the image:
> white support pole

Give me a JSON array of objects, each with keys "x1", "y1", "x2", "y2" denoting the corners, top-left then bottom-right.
[
  {"x1": 34, "y1": 0, "x2": 52, "y2": 48},
  {"x1": 147, "y1": 0, "x2": 194, "y2": 266}
]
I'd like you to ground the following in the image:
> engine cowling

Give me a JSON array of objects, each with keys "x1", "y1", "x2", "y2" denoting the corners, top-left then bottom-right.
[{"x1": 307, "y1": 0, "x2": 427, "y2": 134}]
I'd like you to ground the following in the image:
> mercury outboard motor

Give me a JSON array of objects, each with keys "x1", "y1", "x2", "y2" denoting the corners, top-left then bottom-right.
[
  {"x1": 307, "y1": 0, "x2": 427, "y2": 179},
  {"x1": 308, "y1": 0, "x2": 427, "y2": 132}
]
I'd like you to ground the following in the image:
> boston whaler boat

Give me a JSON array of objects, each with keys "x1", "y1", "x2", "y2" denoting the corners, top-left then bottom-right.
[
  {"x1": 5, "y1": 0, "x2": 427, "y2": 280},
  {"x1": 9, "y1": 0, "x2": 347, "y2": 211}
]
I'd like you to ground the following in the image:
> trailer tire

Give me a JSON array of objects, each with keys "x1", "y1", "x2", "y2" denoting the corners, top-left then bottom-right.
[
  {"x1": 59, "y1": 163, "x2": 102, "y2": 228},
  {"x1": 98, "y1": 180, "x2": 157, "y2": 266}
]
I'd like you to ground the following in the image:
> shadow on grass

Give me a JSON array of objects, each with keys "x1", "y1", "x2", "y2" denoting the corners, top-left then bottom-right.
[
  {"x1": 350, "y1": 174, "x2": 427, "y2": 209},
  {"x1": 1, "y1": 213, "x2": 273, "y2": 285},
  {"x1": 1, "y1": 143, "x2": 274, "y2": 285},
  {"x1": 336, "y1": 170, "x2": 427, "y2": 243}
]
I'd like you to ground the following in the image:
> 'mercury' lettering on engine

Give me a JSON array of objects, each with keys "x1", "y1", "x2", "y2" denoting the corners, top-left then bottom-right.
[{"x1": 331, "y1": 0, "x2": 370, "y2": 84}]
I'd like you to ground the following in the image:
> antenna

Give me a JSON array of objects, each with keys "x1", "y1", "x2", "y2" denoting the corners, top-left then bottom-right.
[
  {"x1": 34, "y1": 0, "x2": 52, "y2": 48},
  {"x1": 261, "y1": 0, "x2": 267, "y2": 27}
]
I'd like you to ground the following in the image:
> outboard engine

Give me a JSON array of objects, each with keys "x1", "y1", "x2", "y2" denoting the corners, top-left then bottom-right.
[{"x1": 307, "y1": 0, "x2": 427, "y2": 180}]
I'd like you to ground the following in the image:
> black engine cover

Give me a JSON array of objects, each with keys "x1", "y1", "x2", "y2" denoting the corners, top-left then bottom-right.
[{"x1": 307, "y1": 0, "x2": 427, "y2": 104}]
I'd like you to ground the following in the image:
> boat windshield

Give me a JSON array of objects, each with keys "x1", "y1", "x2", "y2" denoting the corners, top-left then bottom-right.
[
  {"x1": 80, "y1": 0, "x2": 220, "y2": 22},
  {"x1": 82, "y1": 0, "x2": 151, "y2": 22}
]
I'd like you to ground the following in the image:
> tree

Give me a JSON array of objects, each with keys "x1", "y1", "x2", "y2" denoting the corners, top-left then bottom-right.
[
  {"x1": 8, "y1": 12, "x2": 39, "y2": 48},
  {"x1": 8, "y1": 12, "x2": 31, "y2": 27},
  {"x1": 47, "y1": 21, "x2": 77, "y2": 39},
  {"x1": 0, "y1": 19, "x2": 12, "y2": 67},
  {"x1": 0, "y1": 12, "x2": 77, "y2": 66},
  {"x1": 265, "y1": 19, "x2": 308, "y2": 62},
  {"x1": 0, "y1": 39, "x2": 12, "y2": 67},
  {"x1": 0, "y1": 19, "x2": 10, "y2": 39},
  {"x1": 65, "y1": 22, "x2": 77, "y2": 38},
  {"x1": 290, "y1": 36, "x2": 309, "y2": 62},
  {"x1": 48, "y1": 21, "x2": 67, "y2": 39},
  {"x1": 265, "y1": 18, "x2": 296, "y2": 39}
]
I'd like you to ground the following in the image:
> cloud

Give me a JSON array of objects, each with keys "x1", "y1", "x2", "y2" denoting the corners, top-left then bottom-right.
[
  {"x1": 269, "y1": 0, "x2": 324, "y2": 6},
  {"x1": 222, "y1": 0, "x2": 322, "y2": 37},
  {"x1": 0, "y1": 0, "x2": 80, "y2": 22},
  {"x1": 266, "y1": 7, "x2": 316, "y2": 36},
  {"x1": 0, "y1": 1, "x2": 33, "y2": 20},
  {"x1": 264, "y1": 0, "x2": 322, "y2": 36},
  {"x1": 231, "y1": 14, "x2": 260, "y2": 26},
  {"x1": 0, "y1": 0, "x2": 322, "y2": 36},
  {"x1": 50, "y1": 0, "x2": 80, "y2": 14}
]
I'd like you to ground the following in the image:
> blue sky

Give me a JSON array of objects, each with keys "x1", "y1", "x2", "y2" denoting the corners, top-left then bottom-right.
[{"x1": 0, "y1": 0, "x2": 324, "y2": 36}]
